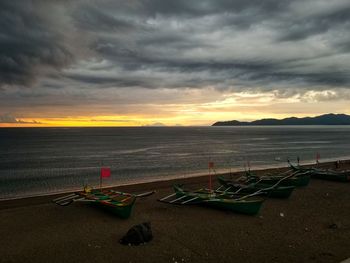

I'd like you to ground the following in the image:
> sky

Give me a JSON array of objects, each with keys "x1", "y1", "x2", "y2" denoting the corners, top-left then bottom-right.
[{"x1": 1, "y1": 0, "x2": 350, "y2": 127}]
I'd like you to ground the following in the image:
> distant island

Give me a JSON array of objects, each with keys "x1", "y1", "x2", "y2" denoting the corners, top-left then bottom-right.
[{"x1": 212, "y1": 113, "x2": 350, "y2": 126}]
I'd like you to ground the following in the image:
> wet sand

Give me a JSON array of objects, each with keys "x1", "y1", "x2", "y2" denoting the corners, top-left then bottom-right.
[{"x1": 1, "y1": 162, "x2": 350, "y2": 263}]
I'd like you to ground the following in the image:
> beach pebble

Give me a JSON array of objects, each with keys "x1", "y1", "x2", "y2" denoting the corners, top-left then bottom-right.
[
  {"x1": 279, "y1": 212, "x2": 284, "y2": 217},
  {"x1": 328, "y1": 222, "x2": 341, "y2": 229},
  {"x1": 319, "y1": 252, "x2": 334, "y2": 257}
]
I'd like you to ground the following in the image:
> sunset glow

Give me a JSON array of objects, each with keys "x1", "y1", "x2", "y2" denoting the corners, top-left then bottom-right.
[{"x1": 1, "y1": 1, "x2": 350, "y2": 126}]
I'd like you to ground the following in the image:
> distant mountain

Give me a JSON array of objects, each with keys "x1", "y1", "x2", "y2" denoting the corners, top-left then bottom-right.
[{"x1": 212, "y1": 114, "x2": 350, "y2": 126}]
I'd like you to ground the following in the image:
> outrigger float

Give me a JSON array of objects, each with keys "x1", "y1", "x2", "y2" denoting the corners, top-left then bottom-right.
[{"x1": 53, "y1": 188, "x2": 154, "y2": 219}]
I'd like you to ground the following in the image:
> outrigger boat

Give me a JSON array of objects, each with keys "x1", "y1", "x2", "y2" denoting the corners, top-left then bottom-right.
[
  {"x1": 244, "y1": 169, "x2": 311, "y2": 187},
  {"x1": 159, "y1": 185, "x2": 265, "y2": 215},
  {"x1": 217, "y1": 176, "x2": 295, "y2": 198},
  {"x1": 53, "y1": 188, "x2": 154, "y2": 219},
  {"x1": 289, "y1": 162, "x2": 350, "y2": 182}
]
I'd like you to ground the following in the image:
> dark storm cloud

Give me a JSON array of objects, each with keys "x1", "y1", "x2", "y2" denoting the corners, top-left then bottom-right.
[
  {"x1": 1, "y1": 0, "x2": 350, "y2": 94},
  {"x1": 276, "y1": 6, "x2": 350, "y2": 41},
  {"x1": 0, "y1": 1, "x2": 82, "y2": 86},
  {"x1": 137, "y1": 0, "x2": 287, "y2": 17},
  {"x1": 66, "y1": 73, "x2": 152, "y2": 87},
  {"x1": 74, "y1": 4, "x2": 137, "y2": 33}
]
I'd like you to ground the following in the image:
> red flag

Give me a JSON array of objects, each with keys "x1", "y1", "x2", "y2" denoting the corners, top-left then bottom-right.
[
  {"x1": 316, "y1": 152, "x2": 321, "y2": 164},
  {"x1": 316, "y1": 153, "x2": 320, "y2": 160},
  {"x1": 100, "y1": 167, "x2": 111, "y2": 178},
  {"x1": 208, "y1": 162, "x2": 214, "y2": 169}
]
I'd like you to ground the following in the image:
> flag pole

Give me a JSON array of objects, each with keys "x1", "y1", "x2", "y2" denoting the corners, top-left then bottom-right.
[
  {"x1": 208, "y1": 158, "x2": 213, "y2": 191},
  {"x1": 209, "y1": 162, "x2": 212, "y2": 191}
]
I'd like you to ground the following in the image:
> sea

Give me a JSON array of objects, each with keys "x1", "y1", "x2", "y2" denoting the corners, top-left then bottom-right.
[{"x1": 1, "y1": 126, "x2": 350, "y2": 200}]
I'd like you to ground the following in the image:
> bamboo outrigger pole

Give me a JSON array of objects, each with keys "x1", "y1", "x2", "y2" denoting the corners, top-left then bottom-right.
[{"x1": 208, "y1": 159, "x2": 214, "y2": 191}]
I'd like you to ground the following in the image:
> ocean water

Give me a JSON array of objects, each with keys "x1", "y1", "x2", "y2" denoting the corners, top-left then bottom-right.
[{"x1": 1, "y1": 126, "x2": 350, "y2": 199}]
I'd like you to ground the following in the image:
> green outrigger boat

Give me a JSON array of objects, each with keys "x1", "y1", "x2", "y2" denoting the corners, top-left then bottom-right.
[
  {"x1": 244, "y1": 170, "x2": 311, "y2": 187},
  {"x1": 53, "y1": 188, "x2": 154, "y2": 219},
  {"x1": 217, "y1": 176, "x2": 295, "y2": 198},
  {"x1": 159, "y1": 185, "x2": 265, "y2": 215},
  {"x1": 289, "y1": 163, "x2": 350, "y2": 182},
  {"x1": 78, "y1": 189, "x2": 136, "y2": 219}
]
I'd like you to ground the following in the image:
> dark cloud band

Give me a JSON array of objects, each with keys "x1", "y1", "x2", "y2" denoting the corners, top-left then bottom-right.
[{"x1": 1, "y1": 0, "x2": 350, "y2": 93}]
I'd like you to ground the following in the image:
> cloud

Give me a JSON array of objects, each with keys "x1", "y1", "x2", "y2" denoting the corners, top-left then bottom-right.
[
  {"x1": 0, "y1": 114, "x2": 41, "y2": 124},
  {"x1": 1, "y1": 0, "x2": 350, "y2": 123},
  {"x1": 65, "y1": 0, "x2": 350, "y2": 91},
  {"x1": 145, "y1": 122, "x2": 166, "y2": 126},
  {"x1": 2, "y1": 0, "x2": 350, "y2": 90},
  {"x1": 0, "y1": 1, "x2": 88, "y2": 87}
]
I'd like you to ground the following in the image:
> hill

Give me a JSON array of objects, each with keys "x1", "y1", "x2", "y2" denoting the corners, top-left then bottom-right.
[{"x1": 212, "y1": 114, "x2": 350, "y2": 126}]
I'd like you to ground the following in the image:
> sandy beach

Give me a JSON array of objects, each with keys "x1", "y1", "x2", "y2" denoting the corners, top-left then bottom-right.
[{"x1": 1, "y1": 162, "x2": 350, "y2": 263}]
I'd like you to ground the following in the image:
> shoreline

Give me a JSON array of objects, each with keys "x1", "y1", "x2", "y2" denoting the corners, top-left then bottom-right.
[
  {"x1": 1, "y1": 157, "x2": 349, "y2": 204},
  {"x1": 1, "y1": 160, "x2": 350, "y2": 262},
  {"x1": 0, "y1": 159, "x2": 347, "y2": 209}
]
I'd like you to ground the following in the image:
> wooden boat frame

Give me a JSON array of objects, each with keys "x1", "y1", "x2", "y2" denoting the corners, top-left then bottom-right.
[
  {"x1": 53, "y1": 188, "x2": 154, "y2": 219},
  {"x1": 159, "y1": 184, "x2": 265, "y2": 215},
  {"x1": 289, "y1": 162, "x2": 350, "y2": 182}
]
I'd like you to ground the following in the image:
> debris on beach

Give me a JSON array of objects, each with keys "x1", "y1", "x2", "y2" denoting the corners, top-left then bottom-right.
[
  {"x1": 327, "y1": 222, "x2": 341, "y2": 229},
  {"x1": 171, "y1": 257, "x2": 185, "y2": 263},
  {"x1": 120, "y1": 222, "x2": 153, "y2": 246}
]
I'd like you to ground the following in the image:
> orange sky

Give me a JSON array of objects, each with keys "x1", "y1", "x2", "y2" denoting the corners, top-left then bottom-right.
[{"x1": 2, "y1": 91, "x2": 349, "y2": 127}]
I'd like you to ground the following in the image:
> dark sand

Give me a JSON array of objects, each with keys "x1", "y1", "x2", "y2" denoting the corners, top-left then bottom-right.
[{"x1": 1, "y1": 162, "x2": 350, "y2": 263}]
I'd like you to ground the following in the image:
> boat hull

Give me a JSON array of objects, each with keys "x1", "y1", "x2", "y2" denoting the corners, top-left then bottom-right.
[
  {"x1": 96, "y1": 199, "x2": 135, "y2": 219},
  {"x1": 258, "y1": 184, "x2": 294, "y2": 198},
  {"x1": 258, "y1": 175, "x2": 310, "y2": 187},
  {"x1": 204, "y1": 198, "x2": 263, "y2": 215},
  {"x1": 310, "y1": 172, "x2": 350, "y2": 182},
  {"x1": 290, "y1": 164, "x2": 350, "y2": 182},
  {"x1": 79, "y1": 190, "x2": 136, "y2": 219}
]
